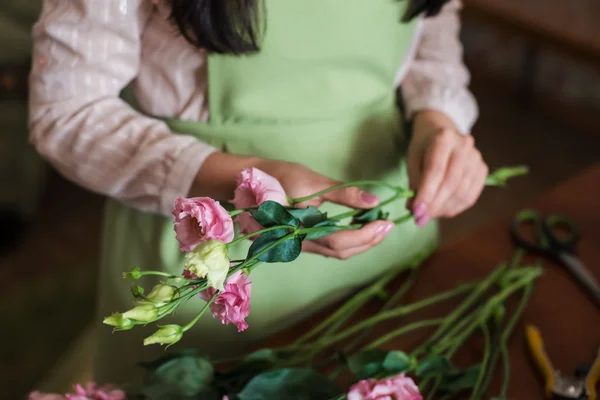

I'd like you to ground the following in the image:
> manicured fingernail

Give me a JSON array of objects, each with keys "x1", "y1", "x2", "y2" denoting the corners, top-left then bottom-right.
[
  {"x1": 361, "y1": 192, "x2": 379, "y2": 204},
  {"x1": 416, "y1": 215, "x2": 430, "y2": 227},
  {"x1": 376, "y1": 223, "x2": 394, "y2": 235},
  {"x1": 413, "y1": 202, "x2": 427, "y2": 218}
]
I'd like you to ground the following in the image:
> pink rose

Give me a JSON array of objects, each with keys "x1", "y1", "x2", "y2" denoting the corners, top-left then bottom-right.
[
  {"x1": 230, "y1": 168, "x2": 288, "y2": 235},
  {"x1": 173, "y1": 197, "x2": 235, "y2": 252},
  {"x1": 199, "y1": 271, "x2": 252, "y2": 332},
  {"x1": 347, "y1": 374, "x2": 422, "y2": 400}
]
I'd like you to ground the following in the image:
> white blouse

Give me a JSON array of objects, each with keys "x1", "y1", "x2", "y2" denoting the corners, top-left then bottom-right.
[{"x1": 28, "y1": 0, "x2": 478, "y2": 217}]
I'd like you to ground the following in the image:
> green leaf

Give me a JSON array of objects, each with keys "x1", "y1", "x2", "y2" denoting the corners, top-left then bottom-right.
[
  {"x1": 140, "y1": 353, "x2": 220, "y2": 399},
  {"x1": 437, "y1": 364, "x2": 482, "y2": 395},
  {"x1": 348, "y1": 349, "x2": 388, "y2": 379},
  {"x1": 237, "y1": 368, "x2": 340, "y2": 400},
  {"x1": 382, "y1": 351, "x2": 417, "y2": 373},
  {"x1": 289, "y1": 206, "x2": 328, "y2": 228},
  {"x1": 251, "y1": 201, "x2": 300, "y2": 228},
  {"x1": 304, "y1": 220, "x2": 343, "y2": 241},
  {"x1": 347, "y1": 350, "x2": 415, "y2": 380},
  {"x1": 247, "y1": 229, "x2": 302, "y2": 263},
  {"x1": 215, "y1": 349, "x2": 294, "y2": 397},
  {"x1": 415, "y1": 355, "x2": 457, "y2": 379},
  {"x1": 353, "y1": 207, "x2": 390, "y2": 224}
]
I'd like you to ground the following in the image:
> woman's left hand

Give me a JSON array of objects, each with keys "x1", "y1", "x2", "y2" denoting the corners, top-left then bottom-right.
[{"x1": 406, "y1": 110, "x2": 488, "y2": 227}]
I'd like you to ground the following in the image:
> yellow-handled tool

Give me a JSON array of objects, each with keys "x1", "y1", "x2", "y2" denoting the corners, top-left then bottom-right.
[{"x1": 525, "y1": 324, "x2": 600, "y2": 399}]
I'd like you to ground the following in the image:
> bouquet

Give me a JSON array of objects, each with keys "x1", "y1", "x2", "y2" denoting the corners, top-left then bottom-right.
[{"x1": 31, "y1": 165, "x2": 537, "y2": 400}]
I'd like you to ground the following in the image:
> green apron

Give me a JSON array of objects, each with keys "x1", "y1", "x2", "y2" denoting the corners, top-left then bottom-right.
[{"x1": 94, "y1": 0, "x2": 438, "y2": 386}]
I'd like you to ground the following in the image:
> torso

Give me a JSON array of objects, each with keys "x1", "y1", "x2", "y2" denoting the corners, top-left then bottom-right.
[{"x1": 132, "y1": 0, "x2": 423, "y2": 123}]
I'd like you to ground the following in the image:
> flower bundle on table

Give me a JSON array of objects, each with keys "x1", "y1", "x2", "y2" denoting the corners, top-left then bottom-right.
[{"x1": 32, "y1": 249, "x2": 541, "y2": 399}]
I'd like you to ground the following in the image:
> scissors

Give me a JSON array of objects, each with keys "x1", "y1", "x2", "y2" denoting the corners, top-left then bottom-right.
[
  {"x1": 526, "y1": 324, "x2": 600, "y2": 400},
  {"x1": 510, "y1": 209, "x2": 600, "y2": 308}
]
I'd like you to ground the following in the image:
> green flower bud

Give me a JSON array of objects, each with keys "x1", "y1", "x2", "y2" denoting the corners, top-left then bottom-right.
[
  {"x1": 146, "y1": 284, "x2": 179, "y2": 305},
  {"x1": 184, "y1": 240, "x2": 230, "y2": 291},
  {"x1": 123, "y1": 266, "x2": 142, "y2": 280},
  {"x1": 144, "y1": 324, "x2": 183, "y2": 346},
  {"x1": 122, "y1": 304, "x2": 158, "y2": 322},
  {"x1": 131, "y1": 285, "x2": 145, "y2": 298},
  {"x1": 103, "y1": 313, "x2": 135, "y2": 330}
]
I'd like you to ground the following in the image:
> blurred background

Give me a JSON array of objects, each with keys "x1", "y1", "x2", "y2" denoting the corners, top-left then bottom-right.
[{"x1": 0, "y1": 0, "x2": 599, "y2": 398}]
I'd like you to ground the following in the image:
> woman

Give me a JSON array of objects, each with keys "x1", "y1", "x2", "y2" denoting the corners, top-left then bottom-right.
[{"x1": 29, "y1": 0, "x2": 487, "y2": 387}]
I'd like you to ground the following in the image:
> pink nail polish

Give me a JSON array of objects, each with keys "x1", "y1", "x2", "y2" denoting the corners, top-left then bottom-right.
[
  {"x1": 384, "y1": 223, "x2": 394, "y2": 234},
  {"x1": 376, "y1": 223, "x2": 394, "y2": 235},
  {"x1": 413, "y1": 202, "x2": 427, "y2": 218},
  {"x1": 361, "y1": 192, "x2": 379, "y2": 204},
  {"x1": 416, "y1": 215, "x2": 430, "y2": 227}
]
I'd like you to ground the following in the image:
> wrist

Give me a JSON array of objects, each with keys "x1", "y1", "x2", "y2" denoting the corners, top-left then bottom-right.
[
  {"x1": 190, "y1": 152, "x2": 267, "y2": 201},
  {"x1": 413, "y1": 109, "x2": 460, "y2": 137}
]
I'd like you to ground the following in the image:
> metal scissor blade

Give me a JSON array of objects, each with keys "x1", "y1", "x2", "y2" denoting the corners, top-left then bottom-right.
[{"x1": 559, "y1": 252, "x2": 600, "y2": 309}]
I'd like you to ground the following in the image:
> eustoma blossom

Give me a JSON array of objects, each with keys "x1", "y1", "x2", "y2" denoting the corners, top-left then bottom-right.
[
  {"x1": 230, "y1": 167, "x2": 289, "y2": 235},
  {"x1": 199, "y1": 270, "x2": 252, "y2": 332},
  {"x1": 347, "y1": 374, "x2": 423, "y2": 400},
  {"x1": 172, "y1": 196, "x2": 235, "y2": 251}
]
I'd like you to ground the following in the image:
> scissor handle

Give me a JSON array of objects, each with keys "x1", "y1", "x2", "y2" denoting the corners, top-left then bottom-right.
[
  {"x1": 525, "y1": 324, "x2": 556, "y2": 397},
  {"x1": 510, "y1": 210, "x2": 580, "y2": 257},
  {"x1": 542, "y1": 214, "x2": 580, "y2": 253},
  {"x1": 586, "y1": 347, "x2": 600, "y2": 400}
]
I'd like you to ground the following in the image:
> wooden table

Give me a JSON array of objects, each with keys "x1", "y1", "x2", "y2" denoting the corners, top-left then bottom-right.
[
  {"x1": 463, "y1": 0, "x2": 600, "y2": 65},
  {"x1": 267, "y1": 164, "x2": 600, "y2": 398}
]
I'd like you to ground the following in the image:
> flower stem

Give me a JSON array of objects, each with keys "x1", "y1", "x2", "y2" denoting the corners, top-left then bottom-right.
[
  {"x1": 344, "y1": 268, "x2": 419, "y2": 352},
  {"x1": 292, "y1": 264, "x2": 406, "y2": 346},
  {"x1": 363, "y1": 318, "x2": 444, "y2": 350},
  {"x1": 183, "y1": 292, "x2": 217, "y2": 332},
  {"x1": 287, "y1": 282, "x2": 477, "y2": 353},
  {"x1": 434, "y1": 269, "x2": 541, "y2": 355},
  {"x1": 290, "y1": 181, "x2": 412, "y2": 205},
  {"x1": 228, "y1": 225, "x2": 294, "y2": 247},
  {"x1": 469, "y1": 323, "x2": 491, "y2": 400},
  {"x1": 412, "y1": 266, "x2": 506, "y2": 357},
  {"x1": 498, "y1": 283, "x2": 534, "y2": 396}
]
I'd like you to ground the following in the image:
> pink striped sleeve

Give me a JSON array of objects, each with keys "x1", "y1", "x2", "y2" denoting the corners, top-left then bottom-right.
[
  {"x1": 401, "y1": 0, "x2": 479, "y2": 134},
  {"x1": 29, "y1": 0, "x2": 216, "y2": 217}
]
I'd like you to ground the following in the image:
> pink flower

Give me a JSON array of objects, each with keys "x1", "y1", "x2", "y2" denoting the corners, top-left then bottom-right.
[
  {"x1": 29, "y1": 382, "x2": 126, "y2": 400},
  {"x1": 67, "y1": 383, "x2": 126, "y2": 400},
  {"x1": 173, "y1": 197, "x2": 235, "y2": 252},
  {"x1": 347, "y1": 374, "x2": 422, "y2": 400},
  {"x1": 199, "y1": 271, "x2": 252, "y2": 332},
  {"x1": 28, "y1": 393, "x2": 65, "y2": 400},
  {"x1": 230, "y1": 168, "x2": 288, "y2": 235}
]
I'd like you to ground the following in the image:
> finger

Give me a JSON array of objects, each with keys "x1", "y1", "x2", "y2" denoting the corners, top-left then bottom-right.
[
  {"x1": 413, "y1": 130, "x2": 454, "y2": 214},
  {"x1": 439, "y1": 154, "x2": 488, "y2": 218},
  {"x1": 322, "y1": 185, "x2": 380, "y2": 209},
  {"x1": 426, "y1": 150, "x2": 469, "y2": 219},
  {"x1": 315, "y1": 220, "x2": 394, "y2": 251},
  {"x1": 302, "y1": 227, "x2": 389, "y2": 260}
]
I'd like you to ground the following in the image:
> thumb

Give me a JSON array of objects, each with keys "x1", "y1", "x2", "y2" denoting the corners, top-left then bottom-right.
[{"x1": 323, "y1": 185, "x2": 380, "y2": 209}]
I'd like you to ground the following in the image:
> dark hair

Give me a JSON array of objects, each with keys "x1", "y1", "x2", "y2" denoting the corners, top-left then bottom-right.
[{"x1": 169, "y1": 0, "x2": 451, "y2": 55}]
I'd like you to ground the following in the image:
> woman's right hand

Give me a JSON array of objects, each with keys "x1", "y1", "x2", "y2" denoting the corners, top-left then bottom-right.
[{"x1": 192, "y1": 152, "x2": 395, "y2": 260}]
